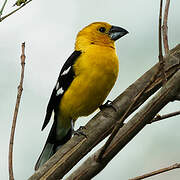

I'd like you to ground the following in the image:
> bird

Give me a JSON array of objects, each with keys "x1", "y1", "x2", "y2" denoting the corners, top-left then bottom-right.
[{"x1": 35, "y1": 22, "x2": 128, "y2": 170}]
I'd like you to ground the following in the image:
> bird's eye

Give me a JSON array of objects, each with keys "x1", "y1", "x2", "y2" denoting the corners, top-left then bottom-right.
[{"x1": 98, "y1": 27, "x2": 106, "y2": 33}]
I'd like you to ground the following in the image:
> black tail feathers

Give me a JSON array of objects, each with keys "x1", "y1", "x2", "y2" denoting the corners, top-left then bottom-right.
[{"x1": 35, "y1": 121, "x2": 72, "y2": 170}]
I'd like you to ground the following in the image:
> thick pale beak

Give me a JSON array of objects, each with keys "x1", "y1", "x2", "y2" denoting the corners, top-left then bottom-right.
[{"x1": 109, "y1": 26, "x2": 128, "y2": 41}]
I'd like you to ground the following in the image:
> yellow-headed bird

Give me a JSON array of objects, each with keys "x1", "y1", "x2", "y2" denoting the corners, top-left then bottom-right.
[{"x1": 35, "y1": 22, "x2": 128, "y2": 170}]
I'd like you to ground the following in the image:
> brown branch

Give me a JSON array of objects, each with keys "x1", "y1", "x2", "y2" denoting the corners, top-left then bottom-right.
[
  {"x1": 150, "y1": 110, "x2": 180, "y2": 123},
  {"x1": 28, "y1": 44, "x2": 180, "y2": 180},
  {"x1": 97, "y1": 0, "x2": 173, "y2": 161},
  {"x1": 66, "y1": 70, "x2": 180, "y2": 180},
  {"x1": 97, "y1": 68, "x2": 159, "y2": 161},
  {"x1": 162, "y1": 0, "x2": 170, "y2": 54},
  {"x1": 0, "y1": 0, "x2": 32, "y2": 22},
  {"x1": 129, "y1": 163, "x2": 180, "y2": 180},
  {"x1": 99, "y1": 108, "x2": 180, "y2": 162},
  {"x1": 8, "y1": 42, "x2": 26, "y2": 180},
  {"x1": 159, "y1": 0, "x2": 167, "y2": 84}
]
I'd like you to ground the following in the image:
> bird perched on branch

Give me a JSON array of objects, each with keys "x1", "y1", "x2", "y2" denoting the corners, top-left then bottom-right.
[{"x1": 35, "y1": 22, "x2": 128, "y2": 170}]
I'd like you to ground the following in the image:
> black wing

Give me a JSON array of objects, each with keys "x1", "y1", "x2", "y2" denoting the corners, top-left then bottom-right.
[{"x1": 41, "y1": 50, "x2": 81, "y2": 130}]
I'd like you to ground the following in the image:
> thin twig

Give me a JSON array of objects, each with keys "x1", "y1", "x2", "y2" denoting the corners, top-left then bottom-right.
[
  {"x1": 159, "y1": 0, "x2": 167, "y2": 84},
  {"x1": 8, "y1": 42, "x2": 26, "y2": 180},
  {"x1": 0, "y1": 0, "x2": 8, "y2": 17},
  {"x1": 97, "y1": 68, "x2": 160, "y2": 161},
  {"x1": 162, "y1": 0, "x2": 170, "y2": 54},
  {"x1": 129, "y1": 163, "x2": 180, "y2": 180},
  {"x1": 0, "y1": 0, "x2": 32, "y2": 22},
  {"x1": 150, "y1": 110, "x2": 180, "y2": 123},
  {"x1": 123, "y1": 110, "x2": 180, "y2": 126}
]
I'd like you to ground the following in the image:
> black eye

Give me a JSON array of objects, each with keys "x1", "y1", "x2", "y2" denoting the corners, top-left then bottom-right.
[{"x1": 98, "y1": 27, "x2": 106, "y2": 33}]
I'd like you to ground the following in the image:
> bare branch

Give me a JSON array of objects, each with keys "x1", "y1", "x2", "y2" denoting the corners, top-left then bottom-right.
[
  {"x1": 28, "y1": 44, "x2": 180, "y2": 180},
  {"x1": 150, "y1": 110, "x2": 180, "y2": 123},
  {"x1": 66, "y1": 70, "x2": 180, "y2": 180},
  {"x1": 162, "y1": 0, "x2": 170, "y2": 54},
  {"x1": 0, "y1": 0, "x2": 8, "y2": 17},
  {"x1": 159, "y1": 0, "x2": 167, "y2": 84},
  {"x1": 129, "y1": 163, "x2": 180, "y2": 180},
  {"x1": 97, "y1": 69, "x2": 159, "y2": 161},
  {"x1": 0, "y1": 0, "x2": 32, "y2": 22},
  {"x1": 8, "y1": 42, "x2": 26, "y2": 180}
]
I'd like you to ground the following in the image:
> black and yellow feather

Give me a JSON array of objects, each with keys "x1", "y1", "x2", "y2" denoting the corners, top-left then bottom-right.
[{"x1": 35, "y1": 22, "x2": 128, "y2": 170}]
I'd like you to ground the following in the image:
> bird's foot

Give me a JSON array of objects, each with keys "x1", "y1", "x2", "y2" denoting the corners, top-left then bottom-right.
[
  {"x1": 79, "y1": 126, "x2": 86, "y2": 130},
  {"x1": 72, "y1": 126, "x2": 87, "y2": 138},
  {"x1": 99, "y1": 100, "x2": 118, "y2": 112}
]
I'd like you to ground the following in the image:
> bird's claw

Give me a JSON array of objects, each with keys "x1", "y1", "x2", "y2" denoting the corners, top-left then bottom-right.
[
  {"x1": 72, "y1": 127, "x2": 87, "y2": 138},
  {"x1": 79, "y1": 126, "x2": 86, "y2": 130},
  {"x1": 99, "y1": 100, "x2": 118, "y2": 112}
]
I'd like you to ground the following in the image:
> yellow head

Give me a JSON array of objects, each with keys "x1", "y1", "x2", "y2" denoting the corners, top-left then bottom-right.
[{"x1": 75, "y1": 22, "x2": 128, "y2": 51}]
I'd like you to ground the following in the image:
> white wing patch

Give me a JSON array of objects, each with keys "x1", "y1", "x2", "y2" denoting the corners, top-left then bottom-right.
[
  {"x1": 55, "y1": 65, "x2": 72, "y2": 96},
  {"x1": 56, "y1": 87, "x2": 64, "y2": 96},
  {"x1": 61, "y1": 66, "x2": 71, "y2": 76},
  {"x1": 55, "y1": 82, "x2": 59, "y2": 90}
]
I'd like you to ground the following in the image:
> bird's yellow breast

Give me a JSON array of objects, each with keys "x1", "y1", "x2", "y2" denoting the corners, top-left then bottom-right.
[{"x1": 60, "y1": 45, "x2": 119, "y2": 121}]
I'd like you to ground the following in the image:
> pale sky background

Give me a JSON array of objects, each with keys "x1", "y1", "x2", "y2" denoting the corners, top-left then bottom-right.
[{"x1": 0, "y1": 0, "x2": 180, "y2": 179}]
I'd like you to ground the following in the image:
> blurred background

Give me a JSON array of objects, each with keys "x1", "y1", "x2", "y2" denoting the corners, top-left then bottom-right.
[{"x1": 0, "y1": 0, "x2": 180, "y2": 179}]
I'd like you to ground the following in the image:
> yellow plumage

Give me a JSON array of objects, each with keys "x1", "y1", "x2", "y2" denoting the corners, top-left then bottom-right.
[
  {"x1": 60, "y1": 22, "x2": 119, "y2": 128},
  {"x1": 60, "y1": 46, "x2": 119, "y2": 120}
]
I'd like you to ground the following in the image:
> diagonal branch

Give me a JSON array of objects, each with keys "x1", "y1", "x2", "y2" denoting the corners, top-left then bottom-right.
[
  {"x1": 97, "y1": 0, "x2": 173, "y2": 161},
  {"x1": 129, "y1": 163, "x2": 180, "y2": 180},
  {"x1": 8, "y1": 43, "x2": 26, "y2": 180},
  {"x1": 28, "y1": 44, "x2": 180, "y2": 180},
  {"x1": 97, "y1": 68, "x2": 159, "y2": 161},
  {"x1": 66, "y1": 70, "x2": 180, "y2": 180}
]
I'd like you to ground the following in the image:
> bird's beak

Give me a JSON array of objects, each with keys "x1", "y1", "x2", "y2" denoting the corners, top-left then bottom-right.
[{"x1": 109, "y1": 26, "x2": 128, "y2": 41}]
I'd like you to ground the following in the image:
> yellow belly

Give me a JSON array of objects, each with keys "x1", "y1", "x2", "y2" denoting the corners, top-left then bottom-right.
[{"x1": 59, "y1": 45, "x2": 119, "y2": 121}]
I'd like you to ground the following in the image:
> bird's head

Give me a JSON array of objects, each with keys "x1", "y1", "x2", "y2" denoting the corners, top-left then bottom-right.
[{"x1": 75, "y1": 22, "x2": 128, "y2": 50}]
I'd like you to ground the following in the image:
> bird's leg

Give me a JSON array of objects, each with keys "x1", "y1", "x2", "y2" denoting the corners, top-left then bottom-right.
[
  {"x1": 79, "y1": 126, "x2": 86, "y2": 130},
  {"x1": 71, "y1": 120, "x2": 87, "y2": 138},
  {"x1": 99, "y1": 100, "x2": 118, "y2": 112}
]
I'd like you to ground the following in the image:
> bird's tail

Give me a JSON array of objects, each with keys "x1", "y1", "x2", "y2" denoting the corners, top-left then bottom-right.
[{"x1": 35, "y1": 121, "x2": 72, "y2": 170}]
